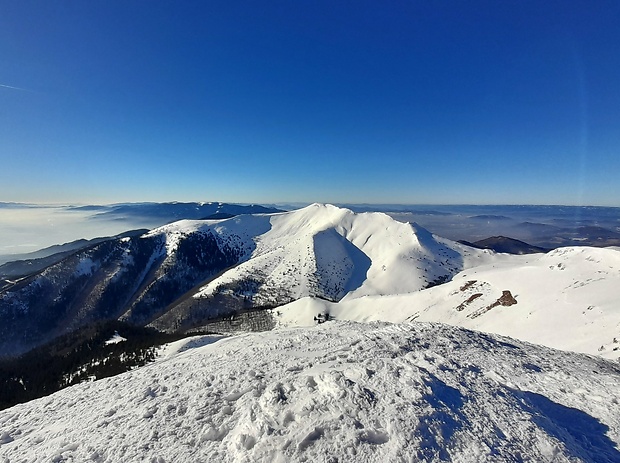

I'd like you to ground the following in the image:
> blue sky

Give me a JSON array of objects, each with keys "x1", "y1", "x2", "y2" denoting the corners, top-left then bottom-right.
[{"x1": 1, "y1": 1, "x2": 619, "y2": 206}]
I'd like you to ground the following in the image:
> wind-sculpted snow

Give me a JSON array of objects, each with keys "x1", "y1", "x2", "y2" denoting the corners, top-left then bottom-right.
[{"x1": 1, "y1": 321, "x2": 619, "y2": 462}]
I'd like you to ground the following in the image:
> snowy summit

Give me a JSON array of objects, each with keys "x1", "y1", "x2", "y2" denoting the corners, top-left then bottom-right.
[{"x1": 1, "y1": 321, "x2": 619, "y2": 462}]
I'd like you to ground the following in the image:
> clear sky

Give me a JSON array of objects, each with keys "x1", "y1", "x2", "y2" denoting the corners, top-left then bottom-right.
[{"x1": 1, "y1": 1, "x2": 619, "y2": 206}]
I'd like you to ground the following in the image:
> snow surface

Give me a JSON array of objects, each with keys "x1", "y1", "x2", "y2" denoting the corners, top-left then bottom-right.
[
  {"x1": 1, "y1": 321, "x2": 619, "y2": 462},
  {"x1": 74, "y1": 257, "x2": 96, "y2": 277},
  {"x1": 104, "y1": 331, "x2": 127, "y2": 345},
  {"x1": 276, "y1": 246, "x2": 620, "y2": 360}
]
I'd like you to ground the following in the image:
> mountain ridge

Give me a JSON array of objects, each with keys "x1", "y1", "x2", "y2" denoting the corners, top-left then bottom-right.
[
  {"x1": 0, "y1": 204, "x2": 483, "y2": 357},
  {"x1": 276, "y1": 245, "x2": 620, "y2": 359},
  {"x1": 458, "y1": 236, "x2": 549, "y2": 254},
  {"x1": 1, "y1": 204, "x2": 619, "y2": 362}
]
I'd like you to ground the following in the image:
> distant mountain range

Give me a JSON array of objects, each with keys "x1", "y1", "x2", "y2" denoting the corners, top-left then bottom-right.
[
  {"x1": 379, "y1": 204, "x2": 620, "y2": 249},
  {"x1": 0, "y1": 202, "x2": 284, "y2": 266},
  {"x1": 73, "y1": 201, "x2": 283, "y2": 221},
  {"x1": 458, "y1": 236, "x2": 549, "y2": 254},
  {"x1": 1, "y1": 204, "x2": 619, "y2": 364}
]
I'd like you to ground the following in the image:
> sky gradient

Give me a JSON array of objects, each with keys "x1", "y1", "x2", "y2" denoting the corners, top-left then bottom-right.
[{"x1": 1, "y1": 1, "x2": 619, "y2": 206}]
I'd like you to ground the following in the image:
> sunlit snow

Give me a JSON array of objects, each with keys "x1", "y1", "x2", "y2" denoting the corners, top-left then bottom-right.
[
  {"x1": 104, "y1": 331, "x2": 127, "y2": 345},
  {"x1": 1, "y1": 322, "x2": 619, "y2": 462}
]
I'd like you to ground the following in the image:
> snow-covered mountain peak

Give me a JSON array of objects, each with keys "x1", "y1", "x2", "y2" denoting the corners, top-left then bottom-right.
[
  {"x1": 3, "y1": 203, "x2": 489, "y2": 356},
  {"x1": 4, "y1": 203, "x2": 618, "y2": 364},
  {"x1": 178, "y1": 205, "x2": 479, "y2": 311},
  {"x1": 544, "y1": 244, "x2": 620, "y2": 263}
]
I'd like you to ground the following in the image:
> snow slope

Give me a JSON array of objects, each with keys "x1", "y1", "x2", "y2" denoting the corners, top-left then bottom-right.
[
  {"x1": 0, "y1": 203, "x2": 500, "y2": 355},
  {"x1": 143, "y1": 205, "x2": 620, "y2": 360},
  {"x1": 2, "y1": 203, "x2": 618, "y2": 361},
  {"x1": 168, "y1": 204, "x2": 493, "y2": 306},
  {"x1": 1, "y1": 321, "x2": 619, "y2": 462},
  {"x1": 276, "y1": 246, "x2": 620, "y2": 359}
]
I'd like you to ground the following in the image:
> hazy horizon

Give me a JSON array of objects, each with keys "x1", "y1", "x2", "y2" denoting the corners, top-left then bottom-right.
[
  {"x1": 3, "y1": 199, "x2": 620, "y2": 209},
  {"x1": 1, "y1": 201, "x2": 618, "y2": 263}
]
